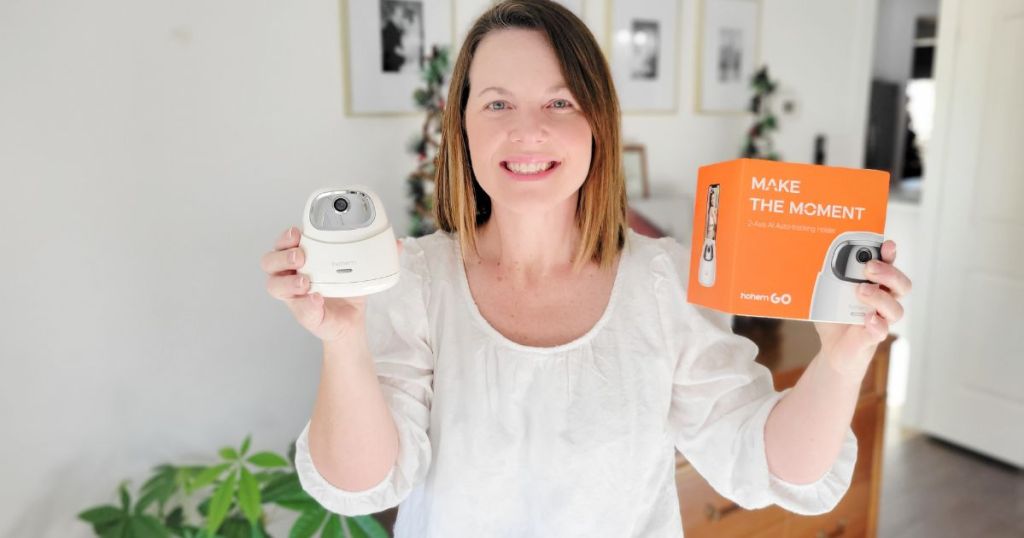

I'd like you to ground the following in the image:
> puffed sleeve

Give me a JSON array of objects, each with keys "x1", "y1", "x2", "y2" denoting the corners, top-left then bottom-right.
[
  {"x1": 651, "y1": 236, "x2": 857, "y2": 516},
  {"x1": 294, "y1": 235, "x2": 434, "y2": 516}
]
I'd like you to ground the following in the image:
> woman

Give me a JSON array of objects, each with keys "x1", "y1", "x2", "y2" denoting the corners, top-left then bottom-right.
[{"x1": 260, "y1": 1, "x2": 912, "y2": 536}]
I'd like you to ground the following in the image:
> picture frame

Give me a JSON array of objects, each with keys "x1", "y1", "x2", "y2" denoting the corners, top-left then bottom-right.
[
  {"x1": 696, "y1": 0, "x2": 762, "y2": 114},
  {"x1": 341, "y1": 0, "x2": 455, "y2": 116},
  {"x1": 623, "y1": 144, "x2": 650, "y2": 199},
  {"x1": 606, "y1": 0, "x2": 681, "y2": 113}
]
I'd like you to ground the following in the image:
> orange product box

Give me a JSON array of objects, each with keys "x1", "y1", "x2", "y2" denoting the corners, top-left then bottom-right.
[{"x1": 686, "y1": 158, "x2": 890, "y2": 324}]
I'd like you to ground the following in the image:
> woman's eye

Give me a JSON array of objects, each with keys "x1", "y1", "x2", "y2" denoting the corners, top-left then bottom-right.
[{"x1": 484, "y1": 99, "x2": 574, "y2": 111}]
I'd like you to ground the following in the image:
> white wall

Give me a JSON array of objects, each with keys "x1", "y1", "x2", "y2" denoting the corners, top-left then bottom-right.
[
  {"x1": 0, "y1": 0, "x2": 877, "y2": 535},
  {"x1": 617, "y1": 0, "x2": 879, "y2": 195},
  {"x1": 759, "y1": 0, "x2": 878, "y2": 168}
]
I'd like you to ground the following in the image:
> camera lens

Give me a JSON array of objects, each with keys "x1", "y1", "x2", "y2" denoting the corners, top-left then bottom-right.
[
  {"x1": 855, "y1": 248, "x2": 873, "y2": 263},
  {"x1": 333, "y1": 197, "x2": 350, "y2": 212}
]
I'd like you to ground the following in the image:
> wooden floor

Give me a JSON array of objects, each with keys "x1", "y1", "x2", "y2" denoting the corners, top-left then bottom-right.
[{"x1": 877, "y1": 407, "x2": 1023, "y2": 538}]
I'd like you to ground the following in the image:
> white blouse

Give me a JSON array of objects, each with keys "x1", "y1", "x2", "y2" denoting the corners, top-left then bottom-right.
[{"x1": 294, "y1": 229, "x2": 857, "y2": 537}]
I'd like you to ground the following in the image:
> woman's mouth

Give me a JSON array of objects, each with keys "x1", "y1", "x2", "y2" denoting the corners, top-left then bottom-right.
[{"x1": 500, "y1": 160, "x2": 561, "y2": 180}]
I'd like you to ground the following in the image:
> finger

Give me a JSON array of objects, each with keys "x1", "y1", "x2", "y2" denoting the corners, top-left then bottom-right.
[
  {"x1": 862, "y1": 311, "x2": 889, "y2": 342},
  {"x1": 261, "y1": 246, "x2": 305, "y2": 275},
  {"x1": 266, "y1": 273, "x2": 310, "y2": 300},
  {"x1": 864, "y1": 259, "x2": 912, "y2": 298},
  {"x1": 880, "y1": 240, "x2": 897, "y2": 264},
  {"x1": 396, "y1": 238, "x2": 403, "y2": 255},
  {"x1": 284, "y1": 292, "x2": 326, "y2": 328},
  {"x1": 857, "y1": 283, "x2": 904, "y2": 323},
  {"x1": 273, "y1": 226, "x2": 301, "y2": 251}
]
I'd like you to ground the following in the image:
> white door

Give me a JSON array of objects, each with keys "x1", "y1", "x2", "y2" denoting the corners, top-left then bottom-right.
[{"x1": 903, "y1": 0, "x2": 1024, "y2": 468}]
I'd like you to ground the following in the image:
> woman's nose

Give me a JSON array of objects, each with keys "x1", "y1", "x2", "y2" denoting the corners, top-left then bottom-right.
[{"x1": 508, "y1": 110, "x2": 549, "y2": 143}]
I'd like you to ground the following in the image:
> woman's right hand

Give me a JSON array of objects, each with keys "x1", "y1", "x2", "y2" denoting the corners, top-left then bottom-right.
[{"x1": 261, "y1": 226, "x2": 401, "y2": 343}]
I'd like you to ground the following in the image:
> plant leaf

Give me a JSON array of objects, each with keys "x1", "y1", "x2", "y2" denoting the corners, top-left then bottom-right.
[
  {"x1": 99, "y1": 520, "x2": 127, "y2": 538},
  {"x1": 249, "y1": 521, "x2": 268, "y2": 538},
  {"x1": 138, "y1": 465, "x2": 179, "y2": 515},
  {"x1": 252, "y1": 470, "x2": 281, "y2": 483},
  {"x1": 219, "y1": 516, "x2": 253, "y2": 538},
  {"x1": 246, "y1": 451, "x2": 288, "y2": 468},
  {"x1": 237, "y1": 466, "x2": 262, "y2": 524},
  {"x1": 180, "y1": 525, "x2": 205, "y2": 538},
  {"x1": 349, "y1": 515, "x2": 388, "y2": 538},
  {"x1": 140, "y1": 465, "x2": 175, "y2": 494},
  {"x1": 164, "y1": 506, "x2": 185, "y2": 531},
  {"x1": 260, "y1": 472, "x2": 301, "y2": 502},
  {"x1": 344, "y1": 518, "x2": 370, "y2": 538},
  {"x1": 197, "y1": 496, "x2": 211, "y2": 517},
  {"x1": 205, "y1": 469, "x2": 237, "y2": 536},
  {"x1": 78, "y1": 505, "x2": 124, "y2": 526},
  {"x1": 288, "y1": 506, "x2": 327, "y2": 538},
  {"x1": 320, "y1": 515, "x2": 343, "y2": 538},
  {"x1": 240, "y1": 435, "x2": 252, "y2": 457},
  {"x1": 219, "y1": 447, "x2": 239, "y2": 461},
  {"x1": 129, "y1": 514, "x2": 171, "y2": 538},
  {"x1": 119, "y1": 482, "x2": 132, "y2": 512},
  {"x1": 270, "y1": 490, "x2": 314, "y2": 504},
  {"x1": 274, "y1": 499, "x2": 319, "y2": 513},
  {"x1": 191, "y1": 463, "x2": 232, "y2": 493}
]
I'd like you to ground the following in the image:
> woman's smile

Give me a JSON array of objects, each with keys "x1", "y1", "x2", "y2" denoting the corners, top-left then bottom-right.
[{"x1": 500, "y1": 159, "x2": 562, "y2": 180}]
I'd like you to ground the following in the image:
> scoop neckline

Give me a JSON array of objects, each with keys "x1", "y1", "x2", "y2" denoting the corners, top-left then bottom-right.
[{"x1": 451, "y1": 232, "x2": 630, "y2": 354}]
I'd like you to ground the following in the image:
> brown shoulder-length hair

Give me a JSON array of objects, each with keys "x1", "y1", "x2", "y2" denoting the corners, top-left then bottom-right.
[{"x1": 433, "y1": 0, "x2": 627, "y2": 271}]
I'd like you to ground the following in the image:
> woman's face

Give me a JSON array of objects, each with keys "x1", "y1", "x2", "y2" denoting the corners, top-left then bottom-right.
[{"x1": 464, "y1": 29, "x2": 593, "y2": 217}]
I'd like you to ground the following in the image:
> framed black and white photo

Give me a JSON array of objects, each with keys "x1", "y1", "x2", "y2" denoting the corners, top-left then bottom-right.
[
  {"x1": 697, "y1": 0, "x2": 761, "y2": 113},
  {"x1": 608, "y1": 0, "x2": 680, "y2": 113},
  {"x1": 342, "y1": 0, "x2": 454, "y2": 115}
]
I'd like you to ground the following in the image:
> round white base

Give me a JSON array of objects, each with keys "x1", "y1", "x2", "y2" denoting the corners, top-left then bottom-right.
[{"x1": 309, "y1": 273, "x2": 399, "y2": 298}]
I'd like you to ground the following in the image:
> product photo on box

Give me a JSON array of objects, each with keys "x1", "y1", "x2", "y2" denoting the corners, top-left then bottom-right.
[{"x1": 687, "y1": 158, "x2": 890, "y2": 324}]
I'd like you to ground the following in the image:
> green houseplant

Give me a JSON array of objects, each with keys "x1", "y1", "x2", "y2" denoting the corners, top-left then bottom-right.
[
  {"x1": 733, "y1": 65, "x2": 784, "y2": 334},
  {"x1": 406, "y1": 45, "x2": 450, "y2": 238},
  {"x1": 78, "y1": 435, "x2": 389, "y2": 538},
  {"x1": 741, "y1": 65, "x2": 782, "y2": 161}
]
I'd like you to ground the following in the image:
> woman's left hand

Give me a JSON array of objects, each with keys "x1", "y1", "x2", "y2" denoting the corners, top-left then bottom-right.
[{"x1": 813, "y1": 239, "x2": 913, "y2": 377}]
